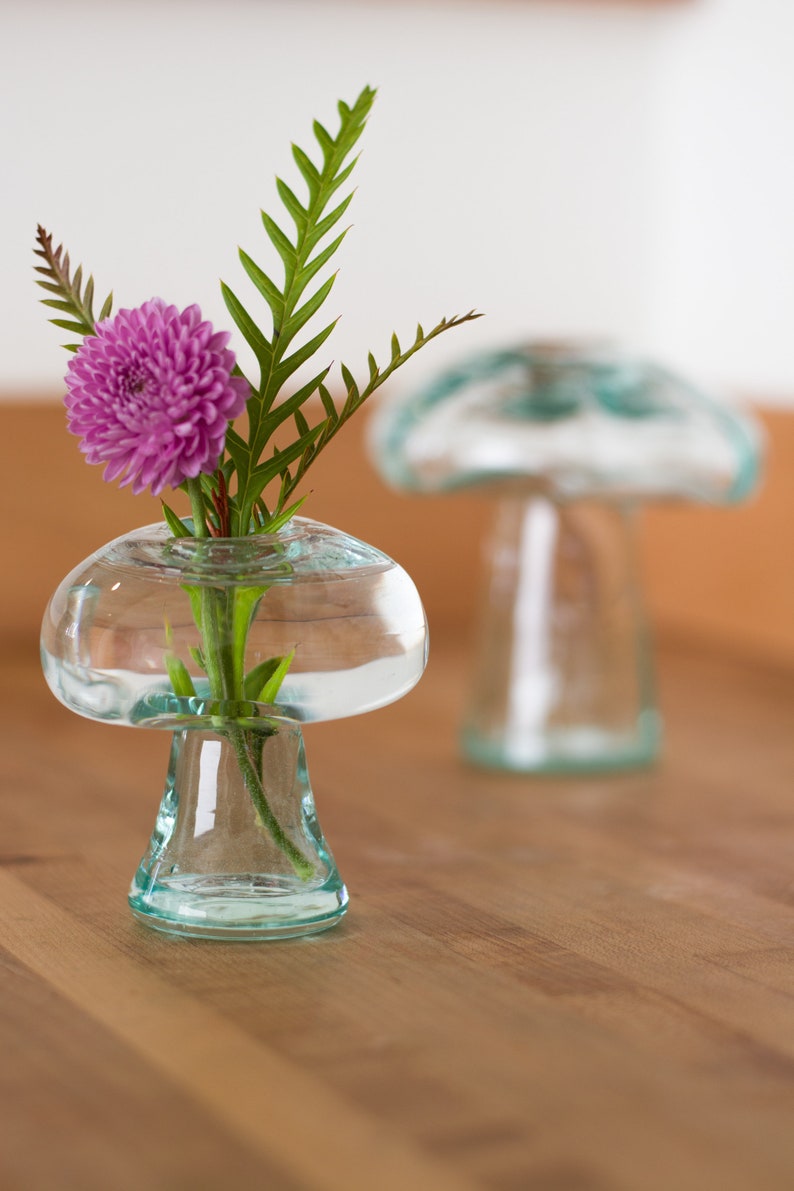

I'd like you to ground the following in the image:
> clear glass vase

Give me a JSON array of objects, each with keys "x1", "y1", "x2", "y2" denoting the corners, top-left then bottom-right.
[
  {"x1": 462, "y1": 495, "x2": 660, "y2": 772},
  {"x1": 371, "y1": 342, "x2": 762, "y2": 772},
  {"x1": 129, "y1": 715, "x2": 345, "y2": 939},
  {"x1": 41, "y1": 517, "x2": 428, "y2": 939}
]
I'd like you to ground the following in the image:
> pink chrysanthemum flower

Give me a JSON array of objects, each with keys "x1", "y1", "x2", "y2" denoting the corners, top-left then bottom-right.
[{"x1": 64, "y1": 298, "x2": 250, "y2": 495}]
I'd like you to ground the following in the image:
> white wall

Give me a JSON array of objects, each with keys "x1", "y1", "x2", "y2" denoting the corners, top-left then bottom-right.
[
  {"x1": 1, "y1": 0, "x2": 793, "y2": 404},
  {"x1": 648, "y1": 0, "x2": 794, "y2": 401}
]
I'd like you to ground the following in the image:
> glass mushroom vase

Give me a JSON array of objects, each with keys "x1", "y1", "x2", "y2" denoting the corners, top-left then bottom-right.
[
  {"x1": 41, "y1": 518, "x2": 428, "y2": 939},
  {"x1": 371, "y1": 343, "x2": 761, "y2": 774}
]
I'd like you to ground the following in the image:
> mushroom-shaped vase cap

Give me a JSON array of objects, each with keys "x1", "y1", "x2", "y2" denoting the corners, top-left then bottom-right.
[
  {"x1": 372, "y1": 344, "x2": 762, "y2": 503},
  {"x1": 41, "y1": 518, "x2": 428, "y2": 727}
]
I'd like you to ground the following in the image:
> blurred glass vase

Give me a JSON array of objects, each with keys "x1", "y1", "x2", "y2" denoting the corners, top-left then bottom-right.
[
  {"x1": 41, "y1": 518, "x2": 428, "y2": 938},
  {"x1": 372, "y1": 343, "x2": 761, "y2": 773}
]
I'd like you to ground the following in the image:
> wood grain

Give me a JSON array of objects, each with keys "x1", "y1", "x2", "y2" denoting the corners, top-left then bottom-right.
[{"x1": 0, "y1": 639, "x2": 792, "y2": 1191}]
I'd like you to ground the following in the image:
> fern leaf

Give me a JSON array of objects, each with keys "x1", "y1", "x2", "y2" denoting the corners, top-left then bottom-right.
[
  {"x1": 340, "y1": 364, "x2": 358, "y2": 400},
  {"x1": 50, "y1": 318, "x2": 93, "y2": 334},
  {"x1": 280, "y1": 310, "x2": 483, "y2": 506},
  {"x1": 319, "y1": 383, "x2": 337, "y2": 420},
  {"x1": 34, "y1": 225, "x2": 112, "y2": 343},
  {"x1": 260, "y1": 212, "x2": 296, "y2": 281},
  {"x1": 254, "y1": 367, "x2": 331, "y2": 454},
  {"x1": 248, "y1": 423, "x2": 325, "y2": 492},
  {"x1": 291, "y1": 144, "x2": 322, "y2": 199},
  {"x1": 276, "y1": 178, "x2": 308, "y2": 234},
  {"x1": 258, "y1": 493, "x2": 308, "y2": 535},
  {"x1": 318, "y1": 155, "x2": 360, "y2": 207},
  {"x1": 304, "y1": 190, "x2": 355, "y2": 255},
  {"x1": 280, "y1": 273, "x2": 337, "y2": 345},
  {"x1": 220, "y1": 282, "x2": 273, "y2": 373},
  {"x1": 290, "y1": 230, "x2": 348, "y2": 304},
  {"x1": 313, "y1": 119, "x2": 334, "y2": 161},
  {"x1": 238, "y1": 249, "x2": 285, "y2": 323},
  {"x1": 217, "y1": 87, "x2": 479, "y2": 530},
  {"x1": 270, "y1": 320, "x2": 337, "y2": 392}
]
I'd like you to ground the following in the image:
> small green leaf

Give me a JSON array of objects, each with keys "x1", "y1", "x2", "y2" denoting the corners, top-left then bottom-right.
[
  {"x1": 188, "y1": 645, "x2": 206, "y2": 672},
  {"x1": 243, "y1": 656, "x2": 281, "y2": 702},
  {"x1": 313, "y1": 119, "x2": 334, "y2": 160},
  {"x1": 254, "y1": 366, "x2": 330, "y2": 452},
  {"x1": 221, "y1": 282, "x2": 273, "y2": 371},
  {"x1": 305, "y1": 191, "x2": 355, "y2": 253},
  {"x1": 257, "y1": 493, "x2": 308, "y2": 535},
  {"x1": 260, "y1": 212, "x2": 296, "y2": 273},
  {"x1": 280, "y1": 273, "x2": 337, "y2": 345},
  {"x1": 258, "y1": 648, "x2": 296, "y2": 705},
  {"x1": 165, "y1": 651, "x2": 197, "y2": 698},
  {"x1": 161, "y1": 501, "x2": 192, "y2": 538},
  {"x1": 319, "y1": 384, "x2": 337, "y2": 420},
  {"x1": 319, "y1": 155, "x2": 359, "y2": 206},
  {"x1": 40, "y1": 299, "x2": 80, "y2": 314},
  {"x1": 271, "y1": 320, "x2": 337, "y2": 391},
  {"x1": 51, "y1": 318, "x2": 92, "y2": 334},
  {"x1": 291, "y1": 144, "x2": 321, "y2": 196},
  {"x1": 181, "y1": 583, "x2": 204, "y2": 632},
  {"x1": 340, "y1": 363, "x2": 358, "y2": 399},
  {"x1": 276, "y1": 178, "x2": 308, "y2": 234},
  {"x1": 232, "y1": 585, "x2": 268, "y2": 689},
  {"x1": 248, "y1": 422, "x2": 325, "y2": 491},
  {"x1": 239, "y1": 248, "x2": 285, "y2": 322}
]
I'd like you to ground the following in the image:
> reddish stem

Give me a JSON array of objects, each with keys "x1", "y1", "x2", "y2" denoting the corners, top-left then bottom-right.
[{"x1": 211, "y1": 469, "x2": 231, "y2": 538}]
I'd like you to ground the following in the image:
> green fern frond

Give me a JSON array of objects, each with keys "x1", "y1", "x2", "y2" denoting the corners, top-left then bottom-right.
[
  {"x1": 222, "y1": 87, "x2": 379, "y2": 535},
  {"x1": 279, "y1": 310, "x2": 483, "y2": 507}
]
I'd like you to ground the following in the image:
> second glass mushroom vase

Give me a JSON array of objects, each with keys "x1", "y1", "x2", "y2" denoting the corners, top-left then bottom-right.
[
  {"x1": 372, "y1": 342, "x2": 762, "y2": 774},
  {"x1": 463, "y1": 494, "x2": 660, "y2": 773},
  {"x1": 41, "y1": 518, "x2": 428, "y2": 940}
]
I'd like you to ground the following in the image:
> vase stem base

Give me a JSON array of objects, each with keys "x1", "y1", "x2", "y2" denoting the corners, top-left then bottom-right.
[
  {"x1": 462, "y1": 712, "x2": 662, "y2": 774},
  {"x1": 128, "y1": 873, "x2": 348, "y2": 941}
]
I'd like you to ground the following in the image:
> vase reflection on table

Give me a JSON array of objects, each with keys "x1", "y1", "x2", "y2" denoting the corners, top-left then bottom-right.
[{"x1": 41, "y1": 519, "x2": 427, "y2": 939}]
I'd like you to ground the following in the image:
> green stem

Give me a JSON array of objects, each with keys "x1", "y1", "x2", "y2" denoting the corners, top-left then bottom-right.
[
  {"x1": 195, "y1": 584, "x2": 311, "y2": 881},
  {"x1": 227, "y1": 724, "x2": 314, "y2": 880},
  {"x1": 200, "y1": 589, "x2": 232, "y2": 698},
  {"x1": 186, "y1": 477, "x2": 209, "y2": 537},
  {"x1": 181, "y1": 480, "x2": 309, "y2": 880}
]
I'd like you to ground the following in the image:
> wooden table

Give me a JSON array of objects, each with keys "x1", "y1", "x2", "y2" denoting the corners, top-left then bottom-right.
[{"x1": 1, "y1": 637, "x2": 793, "y2": 1191}]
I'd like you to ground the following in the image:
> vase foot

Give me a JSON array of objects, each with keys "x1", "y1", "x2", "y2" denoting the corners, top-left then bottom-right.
[
  {"x1": 128, "y1": 873, "x2": 348, "y2": 941},
  {"x1": 461, "y1": 711, "x2": 662, "y2": 774}
]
